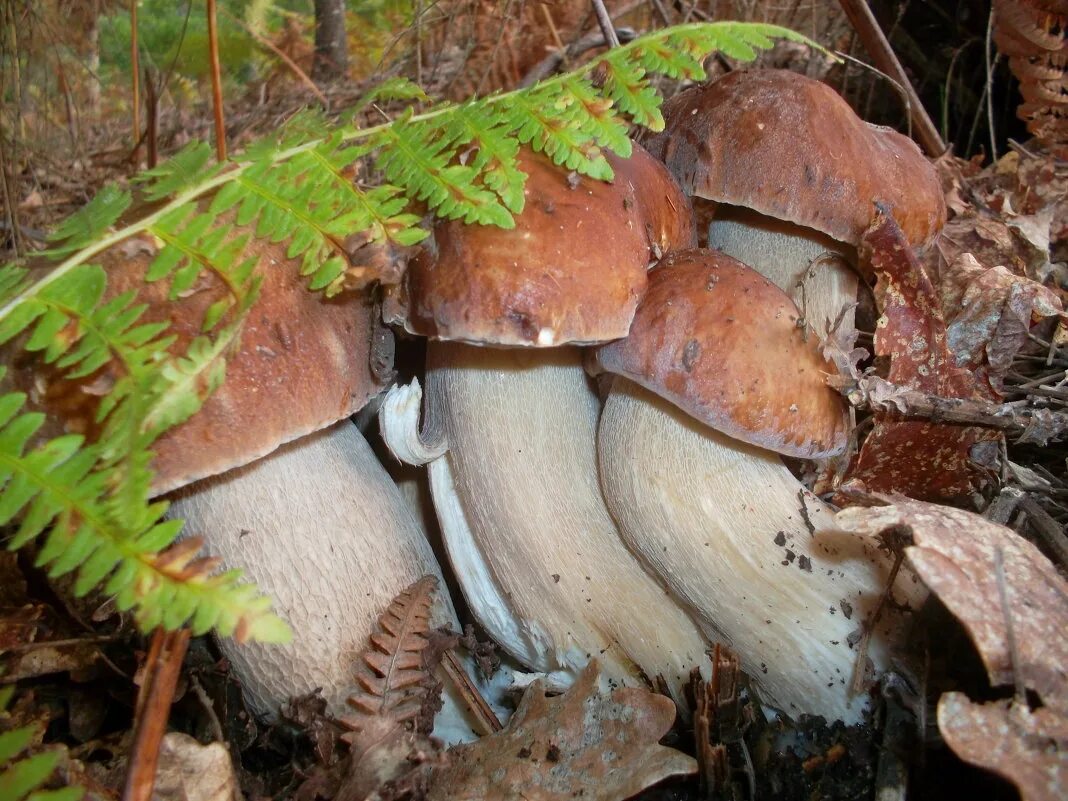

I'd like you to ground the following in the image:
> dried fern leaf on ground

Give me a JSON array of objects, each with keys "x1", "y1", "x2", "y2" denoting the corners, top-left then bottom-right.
[{"x1": 335, "y1": 576, "x2": 448, "y2": 801}]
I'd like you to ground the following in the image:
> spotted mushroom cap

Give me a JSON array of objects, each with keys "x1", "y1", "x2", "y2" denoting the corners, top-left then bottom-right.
[
  {"x1": 591, "y1": 249, "x2": 849, "y2": 459},
  {"x1": 393, "y1": 142, "x2": 696, "y2": 346},
  {"x1": 641, "y1": 69, "x2": 946, "y2": 248},
  {"x1": 6, "y1": 229, "x2": 389, "y2": 496}
]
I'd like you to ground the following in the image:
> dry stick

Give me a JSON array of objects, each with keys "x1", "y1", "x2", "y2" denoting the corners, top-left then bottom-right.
[
  {"x1": 844, "y1": 382, "x2": 1068, "y2": 444},
  {"x1": 591, "y1": 0, "x2": 621, "y2": 48},
  {"x1": 122, "y1": 628, "x2": 192, "y2": 801},
  {"x1": 836, "y1": 0, "x2": 946, "y2": 157},
  {"x1": 129, "y1": 0, "x2": 140, "y2": 167},
  {"x1": 439, "y1": 649, "x2": 503, "y2": 734},
  {"x1": 220, "y1": 8, "x2": 328, "y2": 107},
  {"x1": 206, "y1": 0, "x2": 227, "y2": 162},
  {"x1": 1016, "y1": 495, "x2": 1068, "y2": 568}
]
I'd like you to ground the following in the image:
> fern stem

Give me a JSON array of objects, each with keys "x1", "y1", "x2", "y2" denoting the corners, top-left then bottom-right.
[{"x1": 2, "y1": 23, "x2": 820, "y2": 329}]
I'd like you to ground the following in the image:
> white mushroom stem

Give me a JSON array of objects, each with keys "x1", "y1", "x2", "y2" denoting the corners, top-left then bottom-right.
[
  {"x1": 168, "y1": 419, "x2": 483, "y2": 741},
  {"x1": 384, "y1": 344, "x2": 710, "y2": 702},
  {"x1": 598, "y1": 379, "x2": 922, "y2": 723},
  {"x1": 708, "y1": 206, "x2": 859, "y2": 341}
]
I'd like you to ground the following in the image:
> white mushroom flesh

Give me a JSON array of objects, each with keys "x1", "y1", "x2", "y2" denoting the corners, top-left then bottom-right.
[
  {"x1": 168, "y1": 419, "x2": 483, "y2": 741},
  {"x1": 422, "y1": 342, "x2": 710, "y2": 700},
  {"x1": 598, "y1": 378, "x2": 921, "y2": 723}
]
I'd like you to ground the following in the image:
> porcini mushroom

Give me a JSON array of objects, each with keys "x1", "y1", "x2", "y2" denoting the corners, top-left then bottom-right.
[
  {"x1": 642, "y1": 68, "x2": 946, "y2": 339},
  {"x1": 383, "y1": 144, "x2": 710, "y2": 700},
  {"x1": 592, "y1": 250, "x2": 921, "y2": 723},
  {"x1": 6, "y1": 234, "x2": 470, "y2": 724}
]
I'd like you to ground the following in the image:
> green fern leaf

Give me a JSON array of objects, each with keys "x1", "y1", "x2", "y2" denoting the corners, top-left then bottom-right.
[
  {"x1": 42, "y1": 186, "x2": 131, "y2": 259},
  {"x1": 133, "y1": 142, "x2": 224, "y2": 202},
  {"x1": 440, "y1": 102, "x2": 527, "y2": 213},
  {"x1": 348, "y1": 76, "x2": 431, "y2": 122}
]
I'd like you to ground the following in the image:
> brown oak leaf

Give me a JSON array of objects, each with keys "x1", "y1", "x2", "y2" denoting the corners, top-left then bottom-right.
[
  {"x1": 842, "y1": 209, "x2": 999, "y2": 501},
  {"x1": 427, "y1": 661, "x2": 695, "y2": 801},
  {"x1": 938, "y1": 694, "x2": 1067, "y2": 801},
  {"x1": 838, "y1": 497, "x2": 1068, "y2": 800}
]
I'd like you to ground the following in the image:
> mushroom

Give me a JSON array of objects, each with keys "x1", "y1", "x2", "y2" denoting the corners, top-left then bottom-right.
[
  {"x1": 641, "y1": 68, "x2": 946, "y2": 339},
  {"x1": 382, "y1": 144, "x2": 710, "y2": 700},
  {"x1": 592, "y1": 249, "x2": 922, "y2": 723},
  {"x1": 6, "y1": 234, "x2": 476, "y2": 728}
]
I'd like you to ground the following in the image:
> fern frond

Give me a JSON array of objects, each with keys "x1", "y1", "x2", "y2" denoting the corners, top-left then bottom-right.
[
  {"x1": 42, "y1": 186, "x2": 131, "y2": 259},
  {"x1": 375, "y1": 113, "x2": 515, "y2": 227},
  {"x1": 340, "y1": 575, "x2": 439, "y2": 740},
  {"x1": 0, "y1": 687, "x2": 83, "y2": 801},
  {"x1": 0, "y1": 392, "x2": 287, "y2": 642},
  {"x1": 0, "y1": 22, "x2": 819, "y2": 642},
  {"x1": 134, "y1": 142, "x2": 224, "y2": 201}
]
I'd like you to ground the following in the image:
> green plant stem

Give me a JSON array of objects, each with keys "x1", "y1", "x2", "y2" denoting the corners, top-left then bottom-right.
[{"x1": 1, "y1": 23, "x2": 821, "y2": 329}]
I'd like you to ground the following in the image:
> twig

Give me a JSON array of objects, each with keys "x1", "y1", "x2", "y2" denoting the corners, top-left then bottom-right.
[
  {"x1": 519, "y1": 28, "x2": 636, "y2": 87},
  {"x1": 220, "y1": 8, "x2": 328, "y2": 107},
  {"x1": 850, "y1": 551, "x2": 904, "y2": 695},
  {"x1": 122, "y1": 628, "x2": 191, "y2": 801},
  {"x1": 439, "y1": 649, "x2": 503, "y2": 734},
  {"x1": 1016, "y1": 495, "x2": 1068, "y2": 568},
  {"x1": 206, "y1": 0, "x2": 227, "y2": 162},
  {"x1": 836, "y1": 0, "x2": 946, "y2": 156},
  {"x1": 993, "y1": 547, "x2": 1027, "y2": 703},
  {"x1": 841, "y1": 379, "x2": 1068, "y2": 445},
  {"x1": 984, "y1": 5, "x2": 998, "y2": 162},
  {"x1": 591, "y1": 0, "x2": 621, "y2": 48}
]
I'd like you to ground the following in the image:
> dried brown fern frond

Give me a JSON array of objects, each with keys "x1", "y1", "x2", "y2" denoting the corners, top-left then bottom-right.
[
  {"x1": 340, "y1": 575, "x2": 441, "y2": 744},
  {"x1": 994, "y1": 0, "x2": 1068, "y2": 156},
  {"x1": 334, "y1": 576, "x2": 448, "y2": 801}
]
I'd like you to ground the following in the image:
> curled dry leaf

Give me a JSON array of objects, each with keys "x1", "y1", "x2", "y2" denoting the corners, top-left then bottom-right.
[
  {"x1": 837, "y1": 498, "x2": 1068, "y2": 708},
  {"x1": 940, "y1": 253, "x2": 1064, "y2": 384},
  {"x1": 842, "y1": 209, "x2": 999, "y2": 501},
  {"x1": 427, "y1": 661, "x2": 696, "y2": 801},
  {"x1": 937, "y1": 694, "x2": 1067, "y2": 801},
  {"x1": 837, "y1": 498, "x2": 1068, "y2": 800}
]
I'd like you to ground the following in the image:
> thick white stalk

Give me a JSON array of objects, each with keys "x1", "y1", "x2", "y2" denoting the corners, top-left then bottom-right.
[
  {"x1": 423, "y1": 343, "x2": 709, "y2": 701},
  {"x1": 168, "y1": 420, "x2": 480, "y2": 740},
  {"x1": 598, "y1": 379, "x2": 921, "y2": 723},
  {"x1": 708, "y1": 207, "x2": 858, "y2": 340}
]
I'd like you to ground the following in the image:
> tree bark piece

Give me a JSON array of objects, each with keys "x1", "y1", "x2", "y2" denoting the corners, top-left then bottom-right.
[{"x1": 312, "y1": 0, "x2": 349, "y2": 83}]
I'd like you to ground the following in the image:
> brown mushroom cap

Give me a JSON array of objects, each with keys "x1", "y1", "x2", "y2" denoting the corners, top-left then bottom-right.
[
  {"x1": 396, "y1": 142, "x2": 696, "y2": 346},
  {"x1": 641, "y1": 69, "x2": 946, "y2": 247},
  {"x1": 7, "y1": 229, "x2": 388, "y2": 495},
  {"x1": 592, "y1": 249, "x2": 848, "y2": 459}
]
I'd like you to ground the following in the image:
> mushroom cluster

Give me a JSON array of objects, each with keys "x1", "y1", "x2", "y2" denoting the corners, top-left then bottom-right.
[
  {"x1": 18, "y1": 68, "x2": 949, "y2": 731},
  {"x1": 382, "y1": 68, "x2": 943, "y2": 724}
]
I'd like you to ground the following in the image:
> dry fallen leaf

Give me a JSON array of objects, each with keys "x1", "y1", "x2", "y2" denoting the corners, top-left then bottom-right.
[
  {"x1": 427, "y1": 662, "x2": 695, "y2": 801},
  {"x1": 838, "y1": 498, "x2": 1067, "y2": 706},
  {"x1": 153, "y1": 733, "x2": 239, "y2": 801},
  {"x1": 939, "y1": 253, "x2": 1063, "y2": 384},
  {"x1": 837, "y1": 498, "x2": 1068, "y2": 801},
  {"x1": 937, "y1": 694, "x2": 1067, "y2": 801},
  {"x1": 842, "y1": 209, "x2": 999, "y2": 501}
]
